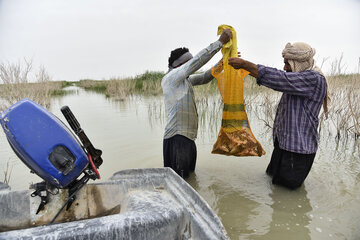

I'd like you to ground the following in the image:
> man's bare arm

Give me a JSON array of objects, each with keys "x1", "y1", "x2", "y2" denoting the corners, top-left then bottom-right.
[{"x1": 228, "y1": 58, "x2": 258, "y2": 78}]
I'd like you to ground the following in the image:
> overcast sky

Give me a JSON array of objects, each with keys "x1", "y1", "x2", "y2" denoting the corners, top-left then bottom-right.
[{"x1": 0, "y1": 0, "x2": 359, "y2": 81}]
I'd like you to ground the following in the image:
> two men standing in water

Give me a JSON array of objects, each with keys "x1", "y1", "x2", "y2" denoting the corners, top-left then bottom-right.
[{"x1": 162, "y1": 29, "x2": 327, "y2": 190}]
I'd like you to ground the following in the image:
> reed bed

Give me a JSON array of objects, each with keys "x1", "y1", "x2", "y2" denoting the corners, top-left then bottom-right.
[
  {"x1": 325, "y1": 74, "x2": 360, "y2": 139},
  {"x1": 0, "y1": 61, "x2": 65, "y2": 111},
  {"x1": 78, "y1": 71, "x2": 164, "y2": 100},
  {"x1": 79, "y1": 70, "x2": 359, "y2": 140},
  {"x1": 2, "y1": 60, "x2": 357, "y2": 141},
  {"x1": 77, "y1": 79, "x2": 108, "y2": 93}
]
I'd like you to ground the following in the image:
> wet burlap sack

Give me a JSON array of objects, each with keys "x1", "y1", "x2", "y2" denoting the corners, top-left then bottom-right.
[{"x1": 211, "y1": 25, "x2": 265, "y2": 157}]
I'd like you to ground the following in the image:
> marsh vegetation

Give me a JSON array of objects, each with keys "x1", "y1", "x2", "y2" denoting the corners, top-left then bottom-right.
[
  {"x1": 78, "y1": 71, "x2": 164, "y2": 100},
  {"x1": 0, "y1": 60, "x2": 69, "y2": 112},
  {"x1": 0, "y1": 61, "x2": 359, "y2": 239},
  {"x1": 1, "y1": 59, "x2": 359, "y2": 141}
]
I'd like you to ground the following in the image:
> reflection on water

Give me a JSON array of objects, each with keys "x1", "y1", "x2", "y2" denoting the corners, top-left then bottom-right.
[
  {"x1": 0, "y1": 87, "x2": 359, "y2": 239},
  {"x1": 259, "y1": 186, "x2": 312, "y2": 240}
]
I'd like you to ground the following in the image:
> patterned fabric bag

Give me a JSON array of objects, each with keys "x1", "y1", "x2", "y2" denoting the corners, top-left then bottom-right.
[{"x1": 211, "y1": 25, "x2": 265, "y2": 157}]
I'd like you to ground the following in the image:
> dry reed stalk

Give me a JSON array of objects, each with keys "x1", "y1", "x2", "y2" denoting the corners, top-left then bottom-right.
[
  {"x1": 326, "y1": 73, "x2": 360, "y2": 139},
  {"x1": 3, "y1": 161, "x2": 13, "y2": 185},
  {"x1": 346, "y1": 77, "x2": 360, "y2": 138},
  {"x1": 0, "y1": 61, "x2": 61, "y2": 111},
  {"x1": 141, "y1": 79, "x2": 162, "y2": 96},
  {"x1": 106, "y1": 78, "x2": 136, "y2": 100},
  {"x1": 253, "y1": 92, "x2": 279, "y2": 130}
]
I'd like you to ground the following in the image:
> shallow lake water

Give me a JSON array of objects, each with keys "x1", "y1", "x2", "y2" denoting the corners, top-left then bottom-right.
[{"x1": 1, "y1": 87, "x2": 359, "y2": 240}]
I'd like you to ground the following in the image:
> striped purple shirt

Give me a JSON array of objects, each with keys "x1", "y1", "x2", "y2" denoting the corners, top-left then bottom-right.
[{"x1": 257, "y1": 64, "x2": 327, "y2": 154}]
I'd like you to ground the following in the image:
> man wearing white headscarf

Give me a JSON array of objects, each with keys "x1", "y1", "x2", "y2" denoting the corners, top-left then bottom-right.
[
  {"x1": 162, "y1": 29, "x2": 232, "y2": 179},
  {"x1": 228, "y1": 42, "x2": 328, "y2": 189}
]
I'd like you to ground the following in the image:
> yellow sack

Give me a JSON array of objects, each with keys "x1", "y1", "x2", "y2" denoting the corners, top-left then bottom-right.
[{"x1": 211, "y1": 25, "x2": 265, "y2": 157}]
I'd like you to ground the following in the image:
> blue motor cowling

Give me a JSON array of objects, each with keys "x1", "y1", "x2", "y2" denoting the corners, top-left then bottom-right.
[
  {"x1": 0, "y1": 99, "x2": 89, "y2": 188},
  {"x1": 0, "y1": 99, "x2": 102, "y2": 220}
]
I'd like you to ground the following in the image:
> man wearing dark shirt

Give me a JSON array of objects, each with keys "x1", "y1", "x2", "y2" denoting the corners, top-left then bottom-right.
[{"x1": 228, "y1": 42, "x2": 328, "y2": 189}]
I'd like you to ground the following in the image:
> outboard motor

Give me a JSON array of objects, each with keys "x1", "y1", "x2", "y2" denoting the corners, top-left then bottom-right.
[{"x1": 0, "y1": 99, "x2": 102, "y2": 223}]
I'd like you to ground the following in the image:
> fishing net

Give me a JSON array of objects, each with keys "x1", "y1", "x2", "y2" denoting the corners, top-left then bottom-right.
[{"x1": 211, "y1": 25, "x2": 265, "y2": 157}]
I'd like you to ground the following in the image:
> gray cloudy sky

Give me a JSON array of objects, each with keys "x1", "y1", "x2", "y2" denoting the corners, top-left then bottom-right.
[{"x1": 0, "y1": 0, "x2": 359, "y2": 81}]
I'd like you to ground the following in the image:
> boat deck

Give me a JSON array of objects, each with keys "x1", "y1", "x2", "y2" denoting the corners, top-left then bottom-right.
[{"x1": 0, "y1": 168, "x2": 229, "y2": 240}]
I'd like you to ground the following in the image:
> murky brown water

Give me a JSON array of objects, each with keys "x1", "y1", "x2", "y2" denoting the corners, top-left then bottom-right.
[{"x1": 1, "y1": 87, "x2": 359, "y2": 239}]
